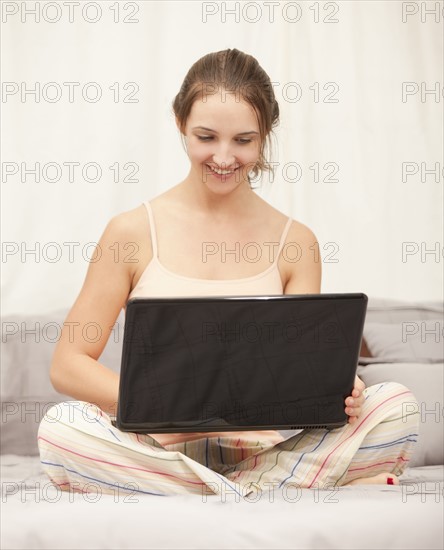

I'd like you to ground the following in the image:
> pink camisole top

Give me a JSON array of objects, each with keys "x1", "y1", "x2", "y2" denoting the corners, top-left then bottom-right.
[
  {"x1": 125, "y1": 200, "x2": 293, "y2": 447},
  {"x1": 127, "y1": 201, "x2": 293, "y2": 301}
]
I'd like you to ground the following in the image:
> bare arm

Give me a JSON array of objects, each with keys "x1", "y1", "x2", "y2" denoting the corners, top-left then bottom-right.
[
  {"x1": 283, "y1": 222, "x2": 322, "y2": 295},
  {"x1": 50, "y1": 213, "x2": 138, "y2": 415}
]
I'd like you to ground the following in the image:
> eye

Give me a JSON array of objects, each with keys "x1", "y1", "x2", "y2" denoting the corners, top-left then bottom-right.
[{"x1": 196, "y1": 136, "x2": 252, "y2": 144}]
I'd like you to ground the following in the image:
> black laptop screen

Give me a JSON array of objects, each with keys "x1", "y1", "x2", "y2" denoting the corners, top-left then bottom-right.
[{"x1": 116, "y1": 294, "x2": 367, "y2": 432}]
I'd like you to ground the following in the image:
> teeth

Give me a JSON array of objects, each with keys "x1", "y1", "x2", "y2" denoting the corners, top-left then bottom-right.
[{"x1": 208, "y1": 165, "x2": 235, "y2": 175}]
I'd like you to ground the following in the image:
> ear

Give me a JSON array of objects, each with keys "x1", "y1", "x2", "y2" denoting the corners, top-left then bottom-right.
[{"x1": 176, "y1": 118, "x2": 188, "y2": 145}]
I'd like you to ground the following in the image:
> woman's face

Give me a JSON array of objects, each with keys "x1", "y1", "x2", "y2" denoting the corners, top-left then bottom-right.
[{"x1": 180, "y1": 91, "x2": 261, "y2": 195}]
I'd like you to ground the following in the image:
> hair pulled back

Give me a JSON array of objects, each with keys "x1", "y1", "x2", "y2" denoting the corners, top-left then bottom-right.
[{"x1": 172, "y1": 48, "x2": 280, "y2": 185}]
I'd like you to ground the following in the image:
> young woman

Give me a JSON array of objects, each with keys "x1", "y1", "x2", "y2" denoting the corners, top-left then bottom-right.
[{"x1": 38, "y1": 49, "x2": 420, "y2": 497}]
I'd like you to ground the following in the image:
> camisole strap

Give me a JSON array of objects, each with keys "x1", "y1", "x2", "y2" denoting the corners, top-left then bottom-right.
[
  {"x1": 275, "y1": 217, "x2": 293, "y2": 261},
  {"x1": 144, "y1": 200, "x2": 292, "y2": 265},
  {"x1": 144, "y1": 201, "x2": 158, "y2": 258}
]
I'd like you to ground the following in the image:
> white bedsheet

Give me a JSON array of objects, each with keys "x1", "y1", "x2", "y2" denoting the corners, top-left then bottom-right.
[{"x1": 1, "y1": 455, "x2": 443, "y2": 550}]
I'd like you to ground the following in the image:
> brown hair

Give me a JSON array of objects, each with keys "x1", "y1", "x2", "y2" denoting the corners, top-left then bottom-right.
[{"x1": 172, "y1": 48, "x2": 280, "y2": 187}]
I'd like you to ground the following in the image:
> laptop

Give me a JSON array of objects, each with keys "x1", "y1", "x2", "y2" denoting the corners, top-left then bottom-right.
[{"x1": 115, "y1": 293, "x2": 368, "y2": 433}]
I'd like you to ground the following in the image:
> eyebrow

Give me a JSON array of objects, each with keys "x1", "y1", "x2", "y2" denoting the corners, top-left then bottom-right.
[{"x1": 191, "y1": 126, "x2": 259, "y2": 136}]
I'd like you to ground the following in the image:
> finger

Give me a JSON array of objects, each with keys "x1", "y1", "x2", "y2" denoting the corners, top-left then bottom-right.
[
  {"x1": 350, "y1": 395, "x2": 363, "y2": 406},
  {"x1": 356, "y1": 392, "x2": 365, "y2": 405},
  {"x1": 346, "y1": 406, "x2": 361, "y2": 417},
  {"x1": 354, "y1": 376, "x2": 366, "y2": 393}
]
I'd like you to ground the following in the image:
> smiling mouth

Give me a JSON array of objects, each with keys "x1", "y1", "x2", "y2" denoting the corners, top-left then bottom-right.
[{"x1": 206, "y1": 165, "x2": 240, "y2": 176}]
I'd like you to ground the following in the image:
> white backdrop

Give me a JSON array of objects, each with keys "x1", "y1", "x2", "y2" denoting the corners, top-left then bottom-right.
[{"x1": 2, "y1": 0, "x2": 443, "y2": 316}]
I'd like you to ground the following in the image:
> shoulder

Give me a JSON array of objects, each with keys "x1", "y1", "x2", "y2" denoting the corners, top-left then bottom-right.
[
  {"x1": 261, "y1": 200, "x2": 319, "y2": 246},
  {"x1": 103, "y1": 203, "x2": 148, "y2": 243},
  {"x1": 278, "y1": 217, "x2": 322, "y2": 294},
  {"x1": 98, "y1": 204, "x2": 152, "y2": 283},
  {"x1": 286, "y1": 219, "x2": 319, "y2": 249}
]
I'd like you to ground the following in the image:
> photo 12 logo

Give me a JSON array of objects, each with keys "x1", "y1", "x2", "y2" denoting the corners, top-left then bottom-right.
[
  {"x1": 201, "y1": 160, "x2": 340, "y2": 185},
  {"x1": 402, "y1": 82, "x2": 443, "y2": 102},
  {"x1": 201, "y1": 2, "x2": 340, "y2": 24},
  {"x1": 2, "y1": 480, "x2": 142, "y2": 503},
  {"x1": 401, "y1": 2, "x2": 444, "y2": 23},
  {"x1": 1, "y1": 241, "x2": 140, "y2": 265},
  {"x1": 201, "y1": 319, "x2": 341, "y2": 344},
  {"x1": 199, "y1": 80, "x2": 340, "y2": 104},
  {"x1": 1, "y1": 82, "x2": 140, "y2": 103},
  {"x1": 201, "y1": 240, "x2": 340, "y2": 264},
  {"x1": 1, "y1": 318, "x2": 124, "y2": 345},
  {"x1": 1, "y1": 2, "x2": 141, "y2": 24},
  {"x1": 401, "y1": 242, "x2": 443, "y2": 263},
  {"x1": 401, "y1": 162, "x2": 443, "y2": 183},
  {"x1": 201, "y1": 479, "x2": 341, "y2": 504},
  {"x1": 2, "y1": 161, "x2": 140, "y2": 184}
]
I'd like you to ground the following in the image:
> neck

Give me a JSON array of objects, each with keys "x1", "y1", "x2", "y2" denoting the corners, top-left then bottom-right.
[{"x1": 175, "y1": 170, "x2": 259, "y2": 219}]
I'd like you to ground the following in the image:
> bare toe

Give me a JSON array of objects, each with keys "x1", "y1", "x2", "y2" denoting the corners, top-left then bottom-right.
[{"x1": 344, "y1": 472, "x2": 400, "y2": 486}]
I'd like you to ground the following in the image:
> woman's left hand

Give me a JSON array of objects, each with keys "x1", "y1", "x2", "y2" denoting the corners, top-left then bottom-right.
[{"x1": 344, "y1": 375, "x2": 366, "y2": 424}]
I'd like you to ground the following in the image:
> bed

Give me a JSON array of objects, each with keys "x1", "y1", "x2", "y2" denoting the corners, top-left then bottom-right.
[{"x1": 1, "y1": 297, "x2": 443, "y2": 549}]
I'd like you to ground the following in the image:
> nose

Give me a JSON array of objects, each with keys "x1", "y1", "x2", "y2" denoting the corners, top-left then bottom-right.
[{"x1": 212, "y1": 142, "x2": 235, "y2": 168}]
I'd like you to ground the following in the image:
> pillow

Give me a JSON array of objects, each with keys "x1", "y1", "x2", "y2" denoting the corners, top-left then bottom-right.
[
  {"x1": 362, "y1": 319, "x2": 443, "y2": 364},
  {"x1": 357, "y1": 362, "x2": 444, "y2": 467},
  {"x1": 363, "y1": 298, "x2": 443, "y2": 324},
  {"x1": 358, "y1": 298, "x2": 443, "y2": 365},
  {"x1": 1, "y1": 308, "x2": 124, "y2": 455}
]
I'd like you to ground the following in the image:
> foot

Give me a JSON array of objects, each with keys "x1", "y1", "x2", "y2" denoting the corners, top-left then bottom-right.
[{"x1": 343, "y1": 472, "x2": 400, "y2": 486}]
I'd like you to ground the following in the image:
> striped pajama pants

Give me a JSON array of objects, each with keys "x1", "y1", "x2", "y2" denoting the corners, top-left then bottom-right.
[{"x1": 37, "y1": 381, "x2": 420, "y2": 497}]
